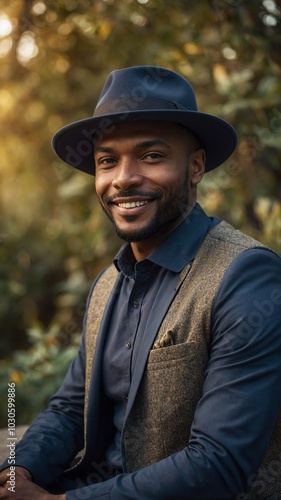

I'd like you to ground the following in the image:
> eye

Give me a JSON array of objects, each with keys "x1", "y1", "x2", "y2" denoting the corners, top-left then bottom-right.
[
  {"x1": 96, "y1": 156, "x2": 117, "y2": 168},
  {"x1": 142, "y1": 152, "x2": 164, "y2": 162},
  {"x1": 98, "y1": 157, "x2": 116, "y2": 164}
]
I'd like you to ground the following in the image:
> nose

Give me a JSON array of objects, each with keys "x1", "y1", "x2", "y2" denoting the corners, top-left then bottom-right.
[{"x1": 112, "y1": 158, "x2": 142, "y2": 190}]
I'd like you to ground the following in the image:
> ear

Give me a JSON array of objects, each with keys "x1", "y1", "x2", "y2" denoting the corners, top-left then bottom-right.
[{"x1": 190, "y1": 148, "x2": 206, "y2": 185}]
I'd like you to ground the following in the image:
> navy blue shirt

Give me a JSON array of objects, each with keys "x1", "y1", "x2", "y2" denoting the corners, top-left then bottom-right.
[{"x1": 102, "y1": 203, "x2": 220, "y2": 469}]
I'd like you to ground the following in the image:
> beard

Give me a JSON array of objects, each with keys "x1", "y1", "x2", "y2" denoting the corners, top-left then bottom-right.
[{"x1": 99, "y1": 169, "x2": 190, "y2": 243}]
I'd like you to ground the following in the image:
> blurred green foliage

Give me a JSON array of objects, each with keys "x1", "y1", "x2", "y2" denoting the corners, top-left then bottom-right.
[
  {"x1": 0, "y1": 325, "x2": 81, "y2": 425},
  {"x1": 0, "y1": 0, "x2": 280, "y2": 425}
]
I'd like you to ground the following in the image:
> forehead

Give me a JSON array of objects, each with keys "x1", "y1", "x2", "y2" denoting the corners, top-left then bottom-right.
[{"x1": 94, "y1": 120, "x2": 190, "y2": 148}]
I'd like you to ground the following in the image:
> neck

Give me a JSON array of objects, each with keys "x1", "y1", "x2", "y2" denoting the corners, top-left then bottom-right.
[{"x1": 130, "y1": 209, "x2": 192, "y2": 261}]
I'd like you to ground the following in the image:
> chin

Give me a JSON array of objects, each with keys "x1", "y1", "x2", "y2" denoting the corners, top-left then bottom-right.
[{"x1": 114, "y1": 224, "x2": 155, "y2": 242}]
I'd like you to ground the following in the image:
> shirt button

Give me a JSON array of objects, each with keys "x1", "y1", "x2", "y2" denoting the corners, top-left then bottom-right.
[
  {"x1": 125, "y1": 342, "x2": 131, "y2": 349},
  {"x1": 133, "y1": 301, "x2": 139, "y2": 308}
]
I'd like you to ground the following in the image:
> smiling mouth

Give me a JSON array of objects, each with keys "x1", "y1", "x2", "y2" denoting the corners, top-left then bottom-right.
[{"x1": 117, "y1": 200, "x2": 149, "y2": 209}]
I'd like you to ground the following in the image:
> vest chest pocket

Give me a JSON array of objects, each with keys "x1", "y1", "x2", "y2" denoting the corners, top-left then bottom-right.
[
  {"x1": 153, "y1": 341, "x2": 207, "y2": 419},
  {"x1": 125, "y1": 340, "x2": 209, "y2": 467},
  {"x1": 148, "y1": 338, "x2": 204, "y2": 367}
]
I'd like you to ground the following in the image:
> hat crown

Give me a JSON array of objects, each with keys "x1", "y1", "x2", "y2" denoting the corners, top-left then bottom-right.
[
  {"x1": 95, "y1": 66, "x2": 198, "y2": 115},
  {"x1": 52, "y1": 65, "x2": 237, "y2": 175}
]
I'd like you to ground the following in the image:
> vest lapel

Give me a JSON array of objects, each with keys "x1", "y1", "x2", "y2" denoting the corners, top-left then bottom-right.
[
  {"x1": 83, "y1": 268, "x2": 120, "y2": 459},
  {"x1": 124, "y1": 263, "x2": 192, "y2": 421}
]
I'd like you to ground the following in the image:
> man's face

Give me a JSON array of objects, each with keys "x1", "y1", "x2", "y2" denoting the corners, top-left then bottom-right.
[{"x1": 94, "y1": 120, "x2": 204, "y2": 248}]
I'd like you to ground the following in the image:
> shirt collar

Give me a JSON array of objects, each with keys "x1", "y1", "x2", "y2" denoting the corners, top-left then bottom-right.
[{"x1": 114, "y1": 203, "x2": 220, "y2": 275}]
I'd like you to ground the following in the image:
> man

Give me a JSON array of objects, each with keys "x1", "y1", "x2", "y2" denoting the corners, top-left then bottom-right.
[{"x1": 0, "y1": 66, "x2": 280, "y2": 499}]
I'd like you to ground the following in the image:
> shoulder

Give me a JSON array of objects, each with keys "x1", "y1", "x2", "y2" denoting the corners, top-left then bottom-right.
[
  {"x1": 95, "y1": 264, "x2": 119, "y2": 286},
  {"x1": 212, "y1": 245, "x2": 281, "y2": 346},
  {"x1": 89, "y1": 263, "x2": 118, "y2": 293},
  {"x1": 205, "y1": 220, "x2": 280, "y2": 269},
  {"x1": 208, "y1": 220, "x2": 268, "y2": 252},
  {"x1": 215, "y1": 238, "x2": 281, "y2": 305},
  {"x1": 210, "y1": 223, "x2": 281, "y2": 335},
  {"x1": 83, "y1": 265, "x2": 119, "y2": 316},
  {"x1": 221, "y1": 245, "x2": 281, "y2": 284}
]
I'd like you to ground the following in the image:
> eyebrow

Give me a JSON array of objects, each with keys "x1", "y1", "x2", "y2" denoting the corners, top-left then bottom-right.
[
  {"x1": 136, "y1": 139, "x2": 171, "y2": 149},
  {"x1": 94, "y1": 146, "x2": 115, "y2": 154},
  {"x1": 94, "y1": 139, "x2": 171, "y2": 154}
]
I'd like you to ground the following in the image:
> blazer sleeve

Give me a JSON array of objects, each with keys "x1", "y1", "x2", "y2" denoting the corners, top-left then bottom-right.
[
  {"x1": 65, "y1": 248, "x2": 281, "y2": 499},
  {"x1": 0, "y1": 277, "x2": 99, "y2": 488}
]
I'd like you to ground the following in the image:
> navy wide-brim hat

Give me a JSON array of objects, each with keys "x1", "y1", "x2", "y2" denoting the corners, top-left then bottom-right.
[{"x1": 52, "y1": 66, "x2": 237, "y2": 175}]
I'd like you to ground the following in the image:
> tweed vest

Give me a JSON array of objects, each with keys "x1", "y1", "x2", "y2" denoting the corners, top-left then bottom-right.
[{"x1": 84, "y1": 221, "x2": 281, "y2": 498}]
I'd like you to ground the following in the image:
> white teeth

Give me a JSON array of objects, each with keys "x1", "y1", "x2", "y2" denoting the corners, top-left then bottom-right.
[{"x1": 118, "y1": 200, "x2": 149, "y2": 208}]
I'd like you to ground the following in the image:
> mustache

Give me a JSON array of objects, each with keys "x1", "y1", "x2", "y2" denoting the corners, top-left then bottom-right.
[{"x1": 104, "y1": 189, "x2": 163, "y2": 204}]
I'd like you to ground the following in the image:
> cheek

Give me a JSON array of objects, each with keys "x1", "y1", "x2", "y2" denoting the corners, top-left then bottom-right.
[
  {"x1": 151, "y1": 167, "x2": 186, "y2": 187},
  {"x1": 95, "y1": 175, "x2": 110, "y2": 199},
  {"x1": 160, "y1": 172, "x2": 188, "y2": 194}
]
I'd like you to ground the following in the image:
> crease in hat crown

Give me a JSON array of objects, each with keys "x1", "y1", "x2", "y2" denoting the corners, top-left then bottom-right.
[
  {"x1": 52, "y1": 65, "x2": 237, "y2": 175},
  {"x1": 94, "y1": 66, "x2": 198, "y2": 115}
]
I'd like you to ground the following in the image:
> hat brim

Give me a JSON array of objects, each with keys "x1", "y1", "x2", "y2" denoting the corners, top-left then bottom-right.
[{"x1": 52, "y1": 109, "x2": 237, "y2": 175}]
